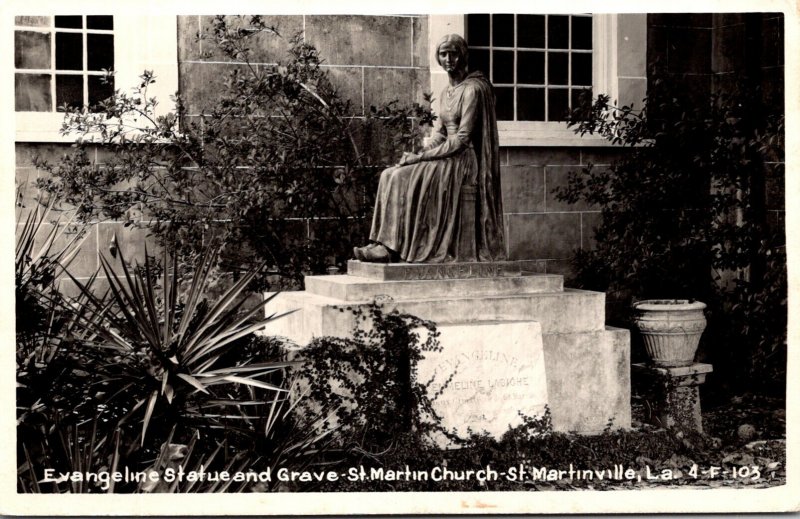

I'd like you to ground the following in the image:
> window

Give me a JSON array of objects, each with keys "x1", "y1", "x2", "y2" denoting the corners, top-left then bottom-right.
[
  {"x1": 466, "y1": 14, "x2": 593, "y2": 122},
  {"x1": 15, "y1": 15, "x2": 178, "y2": 142},
  {"x1": 15, "y1": 16, "x2": 115, "y2": 113}
]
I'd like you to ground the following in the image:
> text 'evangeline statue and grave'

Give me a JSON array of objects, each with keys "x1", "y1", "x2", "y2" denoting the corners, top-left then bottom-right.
[{"x1": 266, "y1": 34, "x2": 631, "y2": 442}]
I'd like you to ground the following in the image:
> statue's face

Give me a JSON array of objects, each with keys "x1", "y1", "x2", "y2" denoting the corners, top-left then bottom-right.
[{"x1": 438, "y1": 44, "x2": 464, "y2": 73}]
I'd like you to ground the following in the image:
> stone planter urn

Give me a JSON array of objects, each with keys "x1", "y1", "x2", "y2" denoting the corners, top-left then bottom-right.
[{"x1": 632, "y1": 299, "x2": 707, "y2": 368}]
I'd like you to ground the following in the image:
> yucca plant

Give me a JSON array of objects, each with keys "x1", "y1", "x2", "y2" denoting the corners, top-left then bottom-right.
[
  {"x1": 18, "y1": 419, "x2": 123, "y2": 493},
  {"x1": 138, "y1": 382, "x2": 340, "y2": 493},
  {"x1": 16, "y1": 199, "x2": 87, "y2": 345},
  {"x1": 63, "y1": 241, "x2": 298, "y2": 446},
  {"x1": 16, "y1": 284, "x2": 100, "y2": 432},
  {"x1": 16, "y1": 198, "x2": 99, "y2": 436},
  {"x1": 19, "y1": 392, "x2": 338, "y2": 494},
  {"x1": 16, "y1": 199, "x2": 85, "y2": 292}
]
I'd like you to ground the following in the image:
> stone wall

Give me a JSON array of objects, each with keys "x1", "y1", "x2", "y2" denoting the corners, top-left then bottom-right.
[
  {"x1": 648, "y1": 14, "x2": 714, "y2": 103},
  {"x1": 648, "y1": 13, "x2": 785, "y2": 241},
  {"x1": 500, "y1": 146, "x2": 624, "y2": 277},
  {"x1": 711, "y1": 13, "x2": 785, "y2": 240},
  {"x1": 177, "y1": 15, "x2": 429, "y2": 143},
  {"x1": 16, "y1": 142, "x2": 159, "y2": 296}
]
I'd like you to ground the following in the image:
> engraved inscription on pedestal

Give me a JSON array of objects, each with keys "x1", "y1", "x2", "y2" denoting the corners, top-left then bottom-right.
[
  {"x1": 401, "y1": 263, "x2": 501, "y2": 280},
  {"x1": 347, "y1": 259, "x2": 547, "y2": 281},
  {"x1": 417, "y1": 320, "x2": 548, "y2": 442}
]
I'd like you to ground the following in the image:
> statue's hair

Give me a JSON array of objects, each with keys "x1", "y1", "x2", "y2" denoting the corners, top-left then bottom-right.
[{"x1": 435, "y1": 34, "x2": 469, "y2": 67}]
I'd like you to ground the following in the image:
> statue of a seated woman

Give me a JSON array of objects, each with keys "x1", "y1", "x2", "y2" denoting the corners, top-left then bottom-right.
[{"x1": 353, "y1": 34, "x2": 506, "y2": 263}]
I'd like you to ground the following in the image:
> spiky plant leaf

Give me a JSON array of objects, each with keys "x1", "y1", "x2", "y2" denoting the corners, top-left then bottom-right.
[{"x1": 61, "y1": 241, "x2": 294, "y2": 444}]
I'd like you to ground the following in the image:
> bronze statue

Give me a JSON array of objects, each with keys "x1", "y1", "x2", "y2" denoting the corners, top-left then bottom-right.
[{"x1": 353, "y1": 34, "x2": 506, "y2": 263}]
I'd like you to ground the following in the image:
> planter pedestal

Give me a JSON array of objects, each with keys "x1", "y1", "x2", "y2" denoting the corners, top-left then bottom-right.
[{"x1": 633, "y1": 362, "x2": 713, "y2": 432}]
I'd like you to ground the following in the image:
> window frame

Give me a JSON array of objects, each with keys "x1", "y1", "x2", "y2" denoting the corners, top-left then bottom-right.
[
  {"x1": 15, "y1": 16, "x2": 116, "y2": 113},
  {"x1": 15, "y1": 15, "x2": 178, "y2": 143},
  {"x1": 428, "y1": 14, "x2": 625, "y2": 147},
  {"x1": 466, "y1": 13, "x2": 595, "y2": 124}
]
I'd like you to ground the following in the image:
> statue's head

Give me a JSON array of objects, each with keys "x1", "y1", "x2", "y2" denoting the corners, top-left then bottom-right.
[{"x1": 436, "y1": 34, "x2": 469, "y2": 72}]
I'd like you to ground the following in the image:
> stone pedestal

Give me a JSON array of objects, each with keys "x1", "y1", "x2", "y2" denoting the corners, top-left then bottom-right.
[
  {"x1": 632, "y1": 362, "x2": 713, "y2": 432},
  {"x1": 264, "y1": 260, "x2": 631, "y2": 436}
]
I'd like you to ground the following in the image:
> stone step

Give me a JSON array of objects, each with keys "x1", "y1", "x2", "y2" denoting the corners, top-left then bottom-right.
[
  {"x1": 304, "y1": 273, "x2": 564, "y2": 301},
  {"x1": 263, "y1": 288, "x2": 606, "y2": 346},
  {"x1": 347, "y1": 259, "x2": 547, "y2": 281}
]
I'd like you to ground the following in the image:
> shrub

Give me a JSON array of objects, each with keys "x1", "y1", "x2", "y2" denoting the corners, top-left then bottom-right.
[
  {"x1": 35, "y1": 15, "x2": 434, "y2": 289},
  {"x1": 558, "y1": 72, "x2": 786, "y2": 391},
  {"x1": 294, "y1": 303, "x2": 447, "y2": 458}
]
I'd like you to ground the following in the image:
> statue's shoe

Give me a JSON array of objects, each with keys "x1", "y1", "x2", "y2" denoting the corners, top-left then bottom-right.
[
  {"x1": 354, "y1": 243, "x2": 386, "y2": 261},
  {"x1": 361, "y1": 244, "x2": 391, "y2": 263}
]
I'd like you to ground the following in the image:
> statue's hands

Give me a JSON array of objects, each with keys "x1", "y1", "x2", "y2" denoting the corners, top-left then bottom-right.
[{"x1": 398, "y1": 152, "x2": 422, "y2": 166}]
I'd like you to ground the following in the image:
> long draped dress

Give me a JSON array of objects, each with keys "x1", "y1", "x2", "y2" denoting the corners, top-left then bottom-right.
[{"x1": 369, "y1": 71, "x2": 506, "y2": 263}]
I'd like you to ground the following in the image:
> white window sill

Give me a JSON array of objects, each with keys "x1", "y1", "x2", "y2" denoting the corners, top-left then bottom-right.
[
  {"x1": 497, "y1": 121, "x2": 616, "y2": 147},
  {"x1": 15, "y1": 112, "x2": 74, "y2": 143},
  {"x1": 16, "y1": 112, "x2": 117, "y2": 144},
  {"x1": 16, "y1": 111, "x2": 177, "y2": 144}
]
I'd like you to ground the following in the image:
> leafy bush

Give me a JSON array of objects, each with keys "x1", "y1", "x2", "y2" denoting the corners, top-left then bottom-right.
[
  {"x1": 35, "y1": 15, "x2": 434, "y2": 289},
  {"x1": 294, "y1": 303, "x2": 446, "y2": 458},
  {"x1": 558, "y1": 73, "x2": 786, "y2": 391}
]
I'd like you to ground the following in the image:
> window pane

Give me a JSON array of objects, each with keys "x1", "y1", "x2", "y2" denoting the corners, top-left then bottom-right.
[
  {"x1": 88, "y1": 75, "x2": 114, "y2": 109},
  {"x1": 572, "y1": 52, "x2": 592, "y2": 86},
  {"x1": 548, "y1": 88, "x2": 569, "y2": 121},
  {"x1": 470, "y1": 48, "x2": 489, "y2": 77},
  {"x1": 548, "y1": 15, "x2": 569, "y2": 49},
  {"x1": 55, "y1": 16, "x2": 82, "y2": 28},
  {"x1": 467, "y1": 14, "x2": 489, "y2": 47},
  {"x1": 15, "y1": 73, "x2": 51, "y2": 111},
  {"x1": 572, "y1": 16, "x2": 592, "y2": 50},
  {"x1": 87, "y1": 16, "x2": 113, "y2": 30},
  {"x1": 548, "y1": 52, "x2": 568, "y2": 85},
  {"x1": 492, "y1": 14, "x2": 514, "y2": 47},
  {"x1": 571, "y1": 87, "x2": 593, "y2": 114},
  {"x1": 492, "y1": 50, "x2": 514, "y2": 84},
  {"x1": 518, "y1": 88, "x2": 544, "y2": 121},
  {"x1": 517, "y1": 15, "x2": 544, "y2": 48},
  {"x1": 15, "y1": 16, "x2": 50, "y2": 27},
  {"x1": 87, "y1": 34, "x2": 114, "y2": 70},
  {"x1": 495, "y1": 86, "x2": 514, "y2": 121},
  {"x1": 56, "y1": 74, "x2": 83, "y2": 109},
  {"x1": 517, "y1": 51, "x2": 544, "y2": 84},
  {"x1": 15, "y1": 31, "x2": 51, "y2": 69},
  {"x1": 56, "y1": 32, "x2": 83, "y2": 70}
]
